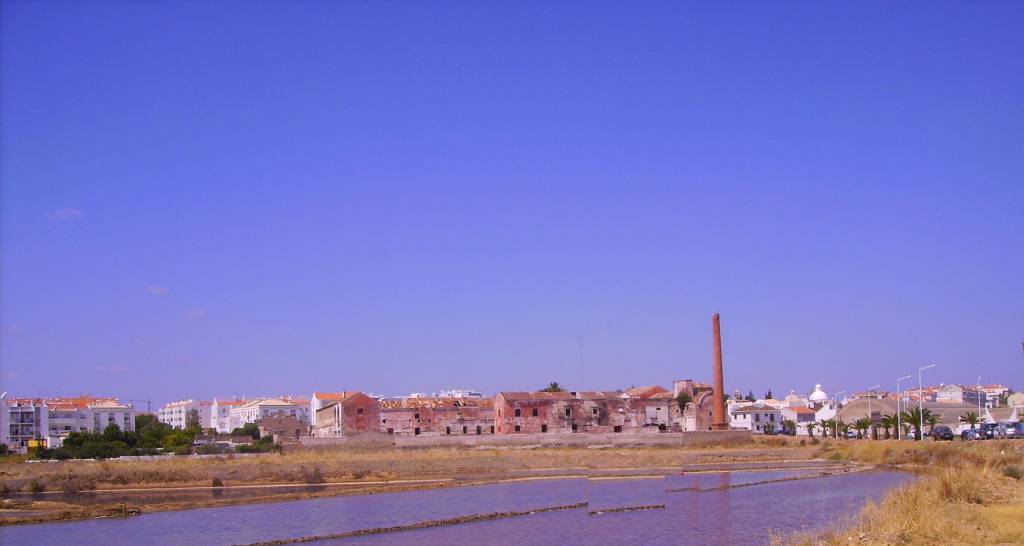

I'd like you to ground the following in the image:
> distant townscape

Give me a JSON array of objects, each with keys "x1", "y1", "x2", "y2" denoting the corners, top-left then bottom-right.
[
  {"x1": 3, "y1": 315, "x2": 1019, "y2": 455},
  {"x1": 2, "y1": 381, "x2": 1019, "y2": 455}
]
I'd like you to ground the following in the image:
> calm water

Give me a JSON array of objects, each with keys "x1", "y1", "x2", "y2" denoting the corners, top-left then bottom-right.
[{"x1": 0, "y1": 470, "x2": 911, "y2": 546}]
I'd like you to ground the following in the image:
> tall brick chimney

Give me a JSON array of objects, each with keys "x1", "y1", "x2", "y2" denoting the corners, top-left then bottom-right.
[{"x1": 711, "y1": 312, "x2": 728, "y2": 431}]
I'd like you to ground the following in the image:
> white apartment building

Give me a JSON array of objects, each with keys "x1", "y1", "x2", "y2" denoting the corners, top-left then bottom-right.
[
  {"x1": 5, "y1": 399, "x2": 48, "y2": 452},
  {"x1": 980, "y1": 385, "x2": 1011, "y2": 407},
  {"x1": 2, "y1": 396, "x2": 135, "y2": 452},
  {"x1": 45, "y1": 398, "x2": 136, "y2": 448},
  {"x1": 158, "y1": 399, "x2": 212, "y2": 430},
  {"x1": 210, "y1": 399, "x2": 248, "y2": 433},
  {"x1": 936, "y1": 384, "x2": 986, "y2": 407},
  {"x1": 729, "y1": 404, "x2": 782, "y2": 434},
  {"x1": 228, "y1": 398, "x2": 305, "y2": 431}
]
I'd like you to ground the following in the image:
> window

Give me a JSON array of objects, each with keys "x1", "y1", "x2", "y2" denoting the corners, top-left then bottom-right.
[
  {"x1": 476, "y1": 426, "x2": 482, "y2": 435},
  {"x1": 357, "y1": 408, "x2": 364, "y2": 415},
  {"x1": 514, "y1": 425, "x2": 521, "y2": 432},
  {"x1": 770, "y1": 414, "x2": 775, "y2": 422},
  {"x1": 414, "y1": 427, "x2": 421, "y2": 435},
  {"x1": 462, "y1": 426, "x2": 467, "y2": 434},
  {"x1": 414, "y1": 413, "x2": 420, "y2": 419},
  {"x1": 571, "y1": 424, "x2": 578, "y2": 432},
  {"x1": 541, "y1": 424, "x2": 548, "y2": 433},
  {"x1": 446, "y1": 427, "x2": 451, "y2": 435},
  {"x1": 755, "y1": 414, "x2": 760, "y2": 422},
  {"x1": 613, "y1": 425, "x2": 623, "y2": 433},
  {"x1": 387, "y1": 428, "x2": 394, "y2": 435},
  {"x1": 565, "y1": 408, "x2": 571, "y2": 417},
  {"x1": 532, "y1": 408, "x2": 539, "y2": 417},
  {"x1": 514, "y1": 408, "x2": 521, "y2": 417},
  {"x1": 592, "y1": 408, "x2": 598, "y2": 415},
  {"x1": 490, "y1": 426, "x2": 495, "y2": 434}
]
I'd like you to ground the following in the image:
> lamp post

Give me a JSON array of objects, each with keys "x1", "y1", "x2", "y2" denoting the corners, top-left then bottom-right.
[
  {"x1": 867, "y1": 384, "x2": 880, "y2": 439},
  {"x1": 833, "y1": 390, "x2": 846, "y2": 439},
  {"x1": 977, "y1": 376, "x2": 983, "y2": 421},
  {"x1": 918, "y1": 364, "x2": 936, "y2": 440},
  {"x1": 896, "y1": 375, "x2": 911, "y2": 440}
]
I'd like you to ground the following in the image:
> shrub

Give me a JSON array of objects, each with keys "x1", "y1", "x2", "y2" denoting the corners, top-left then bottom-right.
[
  {"x1": 1002, "y1": 465, "x2": 1022, "y2": 480},
  {"x1": 29, "y1": 479, "x2": 45, "y2": 493},
  {"x1": 173, "y1": 446, "x2": 192, "y2": 456},
  {"x1": 211, "y1": 477, "x2": 224, "y2": 488},
  {"x1": 300, "y1": 467, "x2": 324, "y2": 484},
  {"x1": 0, "y1": 483, "x2": 11, "y2": 496},
  {"x1": 809, "y1": 437, "x2": 820, "y2": 446},
  {"x1": 61, "y1": 477, "x2": 97, "y2": 493},
  {"x1": 197, "y1": 443, "x2": 233, "y2": 455},
  {"x1": 937, "y1": 466, "x2": 985, "y2": 504}
]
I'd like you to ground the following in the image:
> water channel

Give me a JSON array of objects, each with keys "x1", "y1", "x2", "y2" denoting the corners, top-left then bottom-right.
[{"x1": 0, "y1": 469, "x2": 912, "y2": 545}]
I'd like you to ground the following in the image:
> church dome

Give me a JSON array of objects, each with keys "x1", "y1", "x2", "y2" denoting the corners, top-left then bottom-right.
[{"x1": 809, "y1": 383, "x2": 829, "y2": 403}]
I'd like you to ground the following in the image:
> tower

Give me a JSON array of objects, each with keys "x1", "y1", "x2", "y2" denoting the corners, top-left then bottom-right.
[{"x1": 711, "y1": 312, "x2": 728, "y2": 431}]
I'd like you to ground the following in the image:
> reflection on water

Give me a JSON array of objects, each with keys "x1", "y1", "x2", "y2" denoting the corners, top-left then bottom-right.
[{"x1": 0, "y1": 470, "x2": 911, "y2": 546}]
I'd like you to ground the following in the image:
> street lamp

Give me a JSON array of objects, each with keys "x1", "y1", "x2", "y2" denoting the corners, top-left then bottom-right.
[
  {"x1": 867, "y1": 384, "x2": 880, "y2": 439},
  {"x1": 896, "y1": 375, "x2": 911, "y2": 440},
  {"x1": 918, "y1": 364, "x2": 937, "y2": 440},
  {"x1": 833, "y1": 390, "x2": 846, "y2": 439},
  {"x1": 977, "y1": 376, "x2": 983, "y2": 425}
]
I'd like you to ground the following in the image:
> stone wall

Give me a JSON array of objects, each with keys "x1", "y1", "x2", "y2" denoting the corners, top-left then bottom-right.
[{"x1": 298, "y1": 430, "x2": 750, "y2": 449}]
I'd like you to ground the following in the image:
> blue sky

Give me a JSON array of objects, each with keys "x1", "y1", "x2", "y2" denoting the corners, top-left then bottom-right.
[{"x1": 2, "y1": 2, "x2": 1022, "y2": 405}]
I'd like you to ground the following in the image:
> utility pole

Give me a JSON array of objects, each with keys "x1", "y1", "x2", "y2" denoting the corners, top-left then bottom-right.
[
  {"x1": 896, "y1": 375, "x2": 911, "y2": 440},
  {"x1": 918, "y1": 364, "x2": 936, "y2": 440}
]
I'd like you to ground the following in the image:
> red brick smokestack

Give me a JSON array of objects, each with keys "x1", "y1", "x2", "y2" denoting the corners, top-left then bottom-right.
[{"x1": 711, "y1": 312, "x2": 728, "y2": 431}]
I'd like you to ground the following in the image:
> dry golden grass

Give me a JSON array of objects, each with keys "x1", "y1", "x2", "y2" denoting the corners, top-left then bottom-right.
[
  {"x1": 0, "y1": 441, "x2": 816, "y2": 493},
  {"x1": 776, "y1": 440, "x2": 1024, "y2": 546}
]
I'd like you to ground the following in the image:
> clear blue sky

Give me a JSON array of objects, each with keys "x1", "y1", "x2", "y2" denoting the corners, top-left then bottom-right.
[{"x1": 2, "y1": 2, "x2": 1022, "y2": 406}]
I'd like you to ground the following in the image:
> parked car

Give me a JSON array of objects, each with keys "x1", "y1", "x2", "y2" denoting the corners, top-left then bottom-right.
[
  {"x1": 932, "y1": 425, "x2": 954, "y2": 441},
  {"x1": 981, "y1": 423, "x2": 999, "y2": 439},
  {"x1": 961, "y1": 429, "x2": 981, "y2": 441},
  {"x1": 846, "y1": 430, "x2": 858, "y2": 439},
  {"x1": 1013, "y1": 423, "x2": 1024, "y2": 438}
]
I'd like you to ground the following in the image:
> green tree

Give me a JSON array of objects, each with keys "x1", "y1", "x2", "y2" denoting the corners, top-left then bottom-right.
[
  {"x1": 781, "y1": 419, "x2": 796, "y2": 436},
  {"x1": 818, "y1": 418, "x2": 832, "y2": 438},
  {"x1": 805, "y1": 421, "x2": 817, "y2": 438},
  {"x1": 880, "y1": 414, "x2": 896, "y2": 439},
  {"x1": 854, "y1": 417, "x2": 872, "y2": 439},
  {"x1": 925, "y1": 413, "x2": 942, "y2": 436},
  {"x1": 542, "y1": 382, "x2": 565, "y2": 393},
  {"x1": 675, "y1": 391, "x2": 693, "y2": 414},
  {"x1": 185, "y1": 409, "x2": 203, "y2": 434},
  {"x1": 960, "y1": 411, "x2": 981, "y2": 431},
  {"x1": 231, "y1": 422, "x2": 261, "y2": 440},
  {"x1": 900, "y1": 407, "x2": 933, "y2": 440}
]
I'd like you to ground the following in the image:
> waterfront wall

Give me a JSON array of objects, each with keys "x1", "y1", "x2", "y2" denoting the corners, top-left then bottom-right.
[{"x1": 298, "y1": 430, "x2": 750, "y2": 449}]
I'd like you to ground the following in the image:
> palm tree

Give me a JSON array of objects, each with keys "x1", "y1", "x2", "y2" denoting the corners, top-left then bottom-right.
[
  {"x1": 880, "y1": 414, "x2": 896, "y2": 440},
  {"x1": 805, "y1": 421, "x2": 817, "y2": 438},
  {"x1": 818, "y1": 418, "x2": 832, "y2": 438},
  {"x1": 925, "y1": 413, "x2": 941, "y2": 436},
  {"x1": 900, "y1": 407, "x2": 933, "y2": 440},
  {"x1": 542, "y1": 382, "x2": 564, "y2": 393},
  {"x1": 781, "y1": 419, "x2": 797, "y2": 436},
  {"x1": 837, "y1": 420, "x2": 850, "y2": 439},
  {"x1": 960, "y1": 411, "x2": 981, "y2": 431},
  {"x1": 854, "y1": 417, "x2": 872, "y2": 439}
]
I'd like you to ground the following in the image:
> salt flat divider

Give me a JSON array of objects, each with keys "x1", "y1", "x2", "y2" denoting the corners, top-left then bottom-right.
[{"x1": 230, "y1": 503, "x2": 588, "y2": 545}]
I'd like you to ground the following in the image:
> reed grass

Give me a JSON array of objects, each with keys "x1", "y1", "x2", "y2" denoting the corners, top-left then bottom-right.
[{"x1": 776, "y1": 440, "x2": 1024, "y2": 545}]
